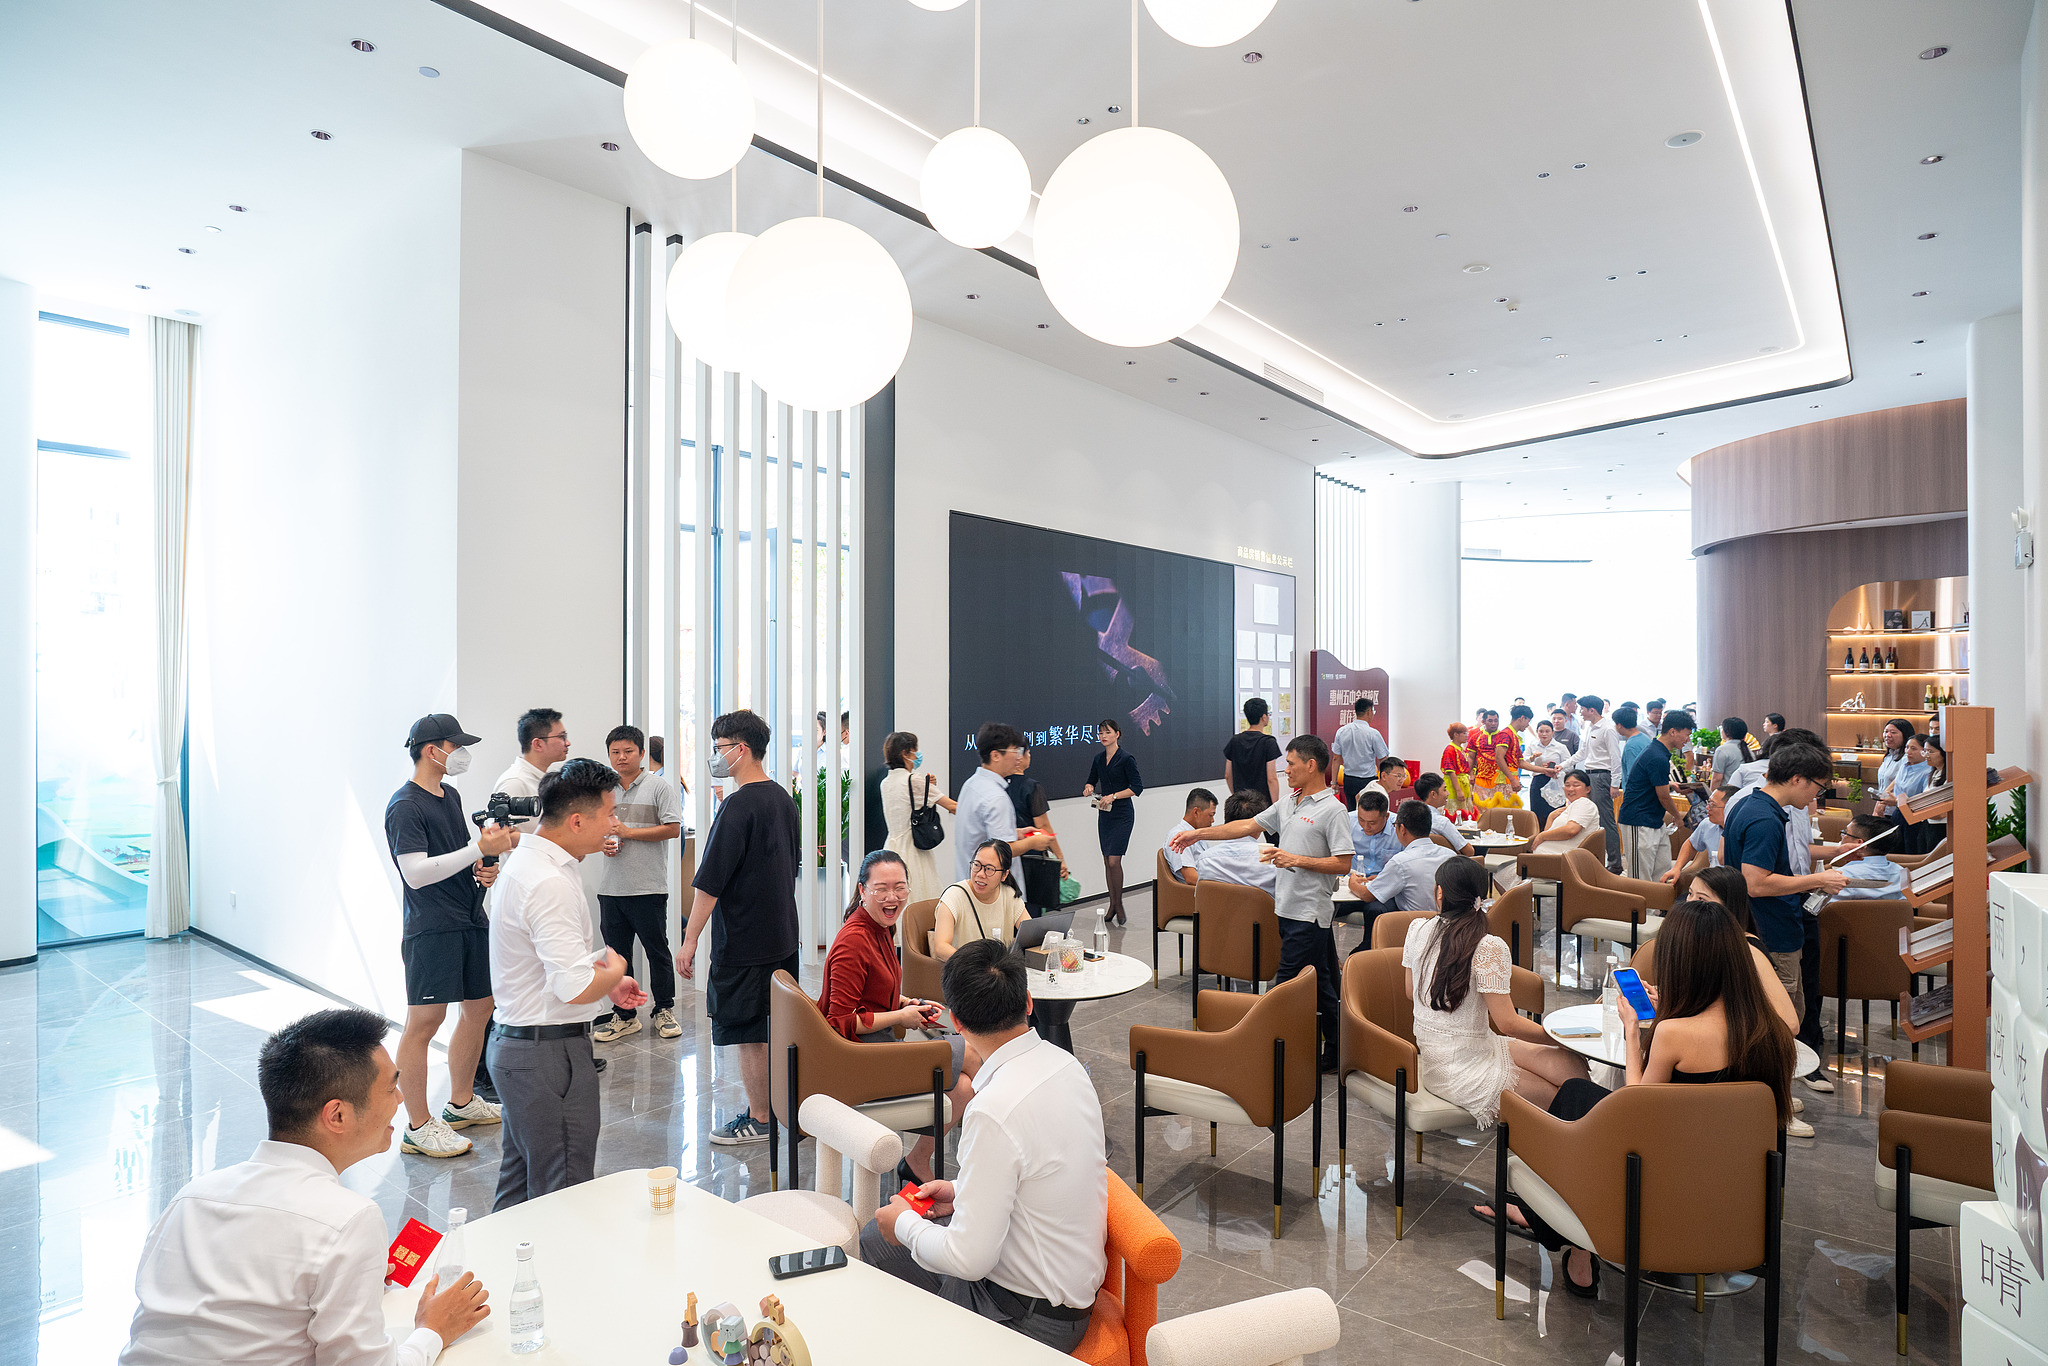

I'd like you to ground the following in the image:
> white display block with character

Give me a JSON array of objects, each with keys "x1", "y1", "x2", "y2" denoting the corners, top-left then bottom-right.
[{"x1": 1963, "y1": 1199, "x2": 2048, "y2": 1351}]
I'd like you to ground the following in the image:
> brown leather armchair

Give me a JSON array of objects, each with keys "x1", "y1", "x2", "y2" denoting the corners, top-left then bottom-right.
[
  {"x1": 1877, "y1": 1061, "x2": 1992, "y2": 1355},
  {"x1": 767, "y1": 971, "x2": 954, "y2": 1191},
  {"x1": 1518, "y1": 829, "x2": 1604, "y2": 972},
  {"x1": 1490, "y1": 881, "x2": 1538, "y2": 971},
  {"x1": 1494, "y1": 1083, "x2": 1784, "y2": 1366},
  {"x1": 1817, "y1": 899, "x2": 1914, "y2": 1075},
  {"x1": 899, "y1": 898, "x2": 944, "y2": 1005},
  {"x1": 1480, "y1": 808, "x2": 1538, "y2": 838},
  {"x1": 1191, "y1": 879, "x2": 1281, "y2": 1021},
  {"x1": 1556, "y1": 848, "x2": 1669, "y2": 982},
  {"x1": 1817, "y1": 808, "x2": 1853, "y2": 843},
  {"x1": 1154, "y1": 850, "x2": 1196, "y2": 986},
  {"x1": 1369, "y1": 910, "x2": 1430, "y2": 951},
  {"x1": 1130, "y1": 971, "x2": 1322, "y2": 1239}
]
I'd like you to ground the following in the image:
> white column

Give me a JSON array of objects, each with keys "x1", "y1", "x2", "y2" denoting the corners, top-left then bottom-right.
[
  {"x1": 774, "y1": 401, "x2": 794, "y2": 786},
  {"x1": 0, "y1": 277, "x2": 34, "y2": 963},
  {"x1": 627, "y1": 222, "x2": 652, "y2": 725},
  {"x1": 1970, "y1": 312, "x2": 2025, "y2": 765},
  {"x1": 826, "y1": 411, "x2": 844, "y2": 925},
  {"x1": 661, "y1": 237, "x2": 684, "y2": 924},
  {"x1": 1363, "y1": 481, "x2": 1462, "y2": 768},
  {"x1": 2023, "y1": 7, "x2": 2048, "y2": 859},
  {"x1": 799, "y1": 412, "x2": 819, "y2": 956}
]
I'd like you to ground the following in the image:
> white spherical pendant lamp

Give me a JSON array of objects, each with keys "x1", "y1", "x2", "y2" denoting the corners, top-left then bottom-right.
[
  {"x1": 622, "y1": 39, "x2": 756, "y2": 180},
  {"x1": 907, "y1": 0, "x2": 969, "y2": 9},
  {"x1": 1033, "y1": 125, "x2": 1240, "y2": 348},
  {"x1": 665, "y1": 231, "x2": 757, "y2": 371},
  {"x1": 1142, "y1": 0, "x2": 1277, "y2": 47},
  {"x1": 726, "y1": 217, "x2": 913, "y2": 411},
  {"x1": 921, "y1": 126, "x2": 1032, "y2": 249}
]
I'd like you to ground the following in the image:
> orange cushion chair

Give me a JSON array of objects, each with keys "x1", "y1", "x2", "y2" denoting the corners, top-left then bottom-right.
[{"x1": 1072, "y1": 1171, "x2": 1182, "y2": 1366}]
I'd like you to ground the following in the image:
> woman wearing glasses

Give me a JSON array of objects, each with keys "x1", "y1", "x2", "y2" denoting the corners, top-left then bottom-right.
[
  {"x1": 1082, "y1": 718, "x2": 1144, "y2": 926},
  {"x1": 933, "y1": 840, "x2": 1032, "y2": 960}
]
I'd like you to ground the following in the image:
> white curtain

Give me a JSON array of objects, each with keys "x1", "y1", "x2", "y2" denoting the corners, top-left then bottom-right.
[{"x1": 147, "y1": 317, "x2": 196, "y2": 939}]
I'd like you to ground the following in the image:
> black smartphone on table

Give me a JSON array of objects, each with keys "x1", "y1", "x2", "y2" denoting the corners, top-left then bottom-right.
[{"x1": 769, "y1": 1246, "x2": 848, "y2": 1279}]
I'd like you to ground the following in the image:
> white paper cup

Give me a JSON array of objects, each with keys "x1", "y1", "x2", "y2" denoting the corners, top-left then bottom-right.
[{"x1": 648, "y1": 1166, "x2": 678, "y2": 1212}]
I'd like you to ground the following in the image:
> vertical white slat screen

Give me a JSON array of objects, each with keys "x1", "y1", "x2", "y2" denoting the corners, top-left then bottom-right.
[
  {"x1": 693, "y1": 362, "x2": 714, "y2": 839},
  {"x1": 1316, "y1": 473, "x2": 1370, "y2": 670},
  {"x1": 848, "y1": 406, "x2": 864, "y2": 877},
  {"x1": 627, "y1": 224, "x2": 652, "y2": 726},
  {"x1": 660, "y1": 233, "x2": 684, "y2": 922},
  {"x1": 825, "y1": 411, "x2": 844, "y2": 929},
  {"x1": 798, "y1": 411, "x2": 819, "y2": 954},
  {"x1": 774, "y1": 401, "x2": 795, "y2": 788}
]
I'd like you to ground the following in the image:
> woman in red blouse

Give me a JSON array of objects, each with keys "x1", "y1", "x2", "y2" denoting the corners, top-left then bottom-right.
[{"x1": 820, "y1": 850, "x2": 971, "y2": 1181}]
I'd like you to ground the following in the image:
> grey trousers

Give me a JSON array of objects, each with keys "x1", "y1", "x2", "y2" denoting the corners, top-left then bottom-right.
[
  {"x1": 488, "y1": 1031, "x2": 600, "y2": 1212},
  {"x1": 858, "y1": 1218, "x2": 1090, "y2": 1352},
  {"x1": 1585, "y1": 769, "x2": 1622, "y2": 871}
]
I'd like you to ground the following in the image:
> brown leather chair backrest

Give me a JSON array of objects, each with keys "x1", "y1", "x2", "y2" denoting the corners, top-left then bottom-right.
[
  {"x1": 1489, "y1": 882, "x2": 1537, "y2": 970},
  {"x1": 1479, "y1": 808, "x2": 1513, "y2": 836},
  {"x1": 1340, "y1": 949, "x2": 1419, "y2": 1092},
  {"x1": 1887, "y1": 1059, "x2": 1992, "y2": 1122},
  {"x1": 1817, "y1": 900, "x2": 1912, "y2": 1002},
  {"x1": 1168, "y1": 970, "x2": 1319, "y2": 1126},
  {"x1": 767, "y1": 971, "x2": 952, "y2": 1128},
  {"x1": 1628, "y1": 936, "x2": 1658, "y2": 986},
  {"x1": 1371, "y1": 909, "x2": 1431, "y2": 951},
  {"x1": 1349, "y1": 946, "x2": 1417, "y2": 1047},
  {"x1": 1817, "y1": 809, "x2": 1852, "y2": 842},
  {"x1": 1430, "y1": 832, "x2": 1460, "y2": 852},
  {"x1": 900, "y1": 899, "x2": 944, "y2": 1003},
  {"x1": 1502, "y1": 1081, "x2": 1778, "y2": 1273},
  {"x1": 1558, "y1": 848, "x2": 1645, "y2": 934},
  {"x1": 1668, "y1": 825, "x2": 1690, "y2": 860},
  {"x1": 1583, "y1": 856, "x2": 1678, "y2": 912},
  {"x1": 1879, "y1": 1062, "x2": 1994, "y2": 1189},
  {"x1": 1580, "y1": 828, "x2": 1606, "y2": 866},
  {"x1": 1156, "y1": 849, "x2": 1196, "y2": 924},
  {"x1": 1193, "y1": 880, "x2": 1282, "y2": 983}
]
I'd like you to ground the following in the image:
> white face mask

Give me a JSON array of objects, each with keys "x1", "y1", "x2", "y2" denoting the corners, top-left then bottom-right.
[
  {"x1": 441, "y1": 745, "x2": 472, "y2": 776},
  {"x1": 709, "y1": 746, "x2": 734, "y2": 779}
]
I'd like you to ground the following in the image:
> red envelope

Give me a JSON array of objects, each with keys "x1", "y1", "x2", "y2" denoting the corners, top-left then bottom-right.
[
  {"x1": 898, "y1": 1181, "x2": 936, "y2": 1217},
  {"x1": 386, "y1": 1219, "x2": 444, "y2": 1288}
]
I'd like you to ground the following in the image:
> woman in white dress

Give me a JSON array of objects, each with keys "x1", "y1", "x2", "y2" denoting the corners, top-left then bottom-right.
[
  {"x1": 1402, "y1": 859, "x2": 1587, "y2": 1128},
  {"x1": 880, "y1": 731, "x2": 956, "y2": 906}
]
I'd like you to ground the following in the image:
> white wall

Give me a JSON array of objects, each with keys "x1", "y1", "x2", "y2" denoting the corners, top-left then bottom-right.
[
  {"x1": 893, "y1": 322, "x2": 1317, "y2": 900},
  {"x1": 1368, "y1": 482, "x2": 1463, "y2": 767},
  {"x1": 453, "y1": 151, "x2": 626, "y2": 790},
  {"x1": 0, "y1": 276, "x2": 34, "y2": 963},
  {"x1": 189, "y1": 161, "x2": 464, "y2": 1014},
  {"x1": 1970, "y1": 311, "x2": 2025, "y2": 765}
]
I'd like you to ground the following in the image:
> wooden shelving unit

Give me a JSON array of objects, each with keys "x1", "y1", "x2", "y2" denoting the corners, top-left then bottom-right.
[
  {"x1": 1898, "y1": 766, "x2": 2033, "y2": 825},
  {"x1": 1891, "y1": 704, "x2": 1995, "y2": 1069},
  {"x1": 1823, "y1": 579, "x2": 1968, "y2": 778},
  {"x1": 1902, "y1": 836, "x2": 2029, "y2": 907},
  {"x1": 1897, "y1": 989, "x2": 1954, "y2": 1043},
  {"x1": 1897, "y1": 927, "x2": 1953, "y2": 974}
]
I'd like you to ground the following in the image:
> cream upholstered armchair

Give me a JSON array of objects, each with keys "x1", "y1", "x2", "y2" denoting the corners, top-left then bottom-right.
[{"x1": 1147, "y1": 1288, "x2": 1341, "y2": 1366}]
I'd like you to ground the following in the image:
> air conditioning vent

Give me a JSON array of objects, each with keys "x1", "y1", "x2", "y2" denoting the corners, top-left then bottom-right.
[{"x1": 1262, "y1": 363, "x2": 1324, "y2": 404}]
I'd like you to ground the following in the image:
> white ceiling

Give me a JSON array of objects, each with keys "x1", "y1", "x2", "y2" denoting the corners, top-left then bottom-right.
[{"x1": 0, "y1": 0, "x2": 2029, "y2": 521}]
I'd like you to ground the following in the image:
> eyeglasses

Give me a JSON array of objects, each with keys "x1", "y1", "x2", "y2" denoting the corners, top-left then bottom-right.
[{"x1": 970, "y1": 862, "x2": 1005, "y2": 876}]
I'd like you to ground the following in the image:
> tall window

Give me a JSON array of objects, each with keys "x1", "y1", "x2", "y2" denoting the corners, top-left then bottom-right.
[{"x1": 34, "y1": 309, "x2": 154, "y2": 944}]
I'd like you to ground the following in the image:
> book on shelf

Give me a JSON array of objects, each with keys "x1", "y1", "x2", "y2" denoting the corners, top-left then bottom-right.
[
  {"x1": 1908, "y1": 983, "x2": 1953, "y2": 1028},
  {"x1": 1904, "y1": 782, "x2": 1954, "y2": 813},
  {"x1": 1906, "y1": 919, "x2": 1953, "y2": 953},
  {"x1": 1908, "y1": 855, "x2": 1954, "y2": 892}
]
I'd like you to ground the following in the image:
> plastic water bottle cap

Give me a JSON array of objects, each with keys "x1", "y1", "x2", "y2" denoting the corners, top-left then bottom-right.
[{"x1": 515, "y1": 1241, "x2": 534, "y2": 1260}]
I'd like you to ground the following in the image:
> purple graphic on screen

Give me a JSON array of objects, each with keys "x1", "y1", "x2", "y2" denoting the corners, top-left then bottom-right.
[{"x1": 1061, "y1": 573, "x2": 1178, "y2": 735}]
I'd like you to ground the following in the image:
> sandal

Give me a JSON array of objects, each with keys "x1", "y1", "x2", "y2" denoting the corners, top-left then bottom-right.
[
  {"x1": 1471, "y1": 1202, "x2": 1537, "y2": 1241},
  {"x1": 1561, "y1": 1247, "x2": 1601, "y2": 1299}
]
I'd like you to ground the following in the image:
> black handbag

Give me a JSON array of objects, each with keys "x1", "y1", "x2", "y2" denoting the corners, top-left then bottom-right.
[{"x1": 908, "y1": 773, "x2": 946, "y2": 851}]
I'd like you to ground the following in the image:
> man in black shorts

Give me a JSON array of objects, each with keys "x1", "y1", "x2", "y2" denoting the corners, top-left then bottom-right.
[
  {"x1": 386, "y1": 714, "x2": 519, "y2": 1159},
  {"x1": 676, "y1": 709, "x2": 800, "y2": 1145}
]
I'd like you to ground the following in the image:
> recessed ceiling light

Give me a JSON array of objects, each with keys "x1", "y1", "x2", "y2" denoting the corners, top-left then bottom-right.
[
  {"x1": 1166, "y1": 376, "x2": 1177, "y2": 382},
  {"x1": 1918, "y1": 232, "x2": 1939, "y2": 240},
  {"x1": 1761, "y1": 346, "x2": 1779, "y2": 353},
  {"x1": 1606, "y1": 275, "x2": 1617, "y2": 281},
  {"x1": 1260, "y1": 242, "x2": 1272, "y2": 249},
  {"x1": 1538, "y1": 335, "x2": 1552, "y2": 342},
  {"x1": 1810, "y1": 404, "x2": 1821, "y2": 408},
  {"x1": 1374, "y1": 321, "x2": 1384, "y2": 326},
  {"x1": 177, "y1": 247, "x2": 195, "y2": 254},
  {"x1": 1537, "y1": 172, "x2": 1551, "y2": 179},
  {"x1": 1554, "y1": 353, "x2": 1566, "y2": 359},
  {"x1": 351, "y1": 39, "x2": 375, "y2": 52},
  {"x1": 1921, "y1": 154, "x2": 1943, "y2": 164},
  {"x1": 1494, "y1": 296, "x2": 1508, "y2": 303},
  {"x1": 1911, "y1": 290, "x2": 1928, "y2": 297},
  {"x1": 175, "y1": 309, "x2": 199, "y2": 317},
  {"x1": 1467, "y1": 368, "x2": 1479, "y2": 374},
  {"x1": 1434, "y1": 232, "x2": 1449, "y2": 240},
  {"x1": 1666, "y1": 130, "x2": 1703, "y2": 148},
  {"x1": 135, "y1": 284, "x2": 150, "y2": 290},
  {"x1": 1636, "y1": 269, "x2": 1647, "y2": 275},
  {"x1": 1124, "y1": 360, "x2": 1136, "y2": 365},
  {"x1": 203, "y1": 224, "x2": 222, "y2": 233},
  {"x1": 1288, "y1": 236, "x2": 1299, "y2": 242},
  {"x1": 229, "y1": 204, "x2": 247, "y2": 212},
  {"x1": 311, "y1": 130, "x2": 332, "y2": 140},
  {"x1": 1259, "y1": 416, "x2": 1268, "y2": 420},
  {"x1": 1398, "y1": 317, "x2": 1407, "y2": 322},
  {"x1": 1076, "y1": 116, "x2": 1091, "y2": 125},
  {"x1": 1920, "y1": 46, "x2": 1948, "y2": 59},
  {"x1": 1913, "y1": 338, "x2": 1925, "y2": 344},
  {"x1": 419, "y1": 66, "x2": 440, "y2": 77},
  {"x1": 1107, "y1": 105, "x2": 1122, "y2": 114},
  {"x1": 602, "y1": 142, "x2": 622, "y2": 152},
  {"x1": 965, "y1": 293, "x2": 979, "y2": 299},
  {"x1": 1036, "y1": 323, "x2": 1050, "y2": 329},
  {"x1": 1913, "y1": 371, "x2": 1924, "y2": 376},
  {"x1": 1573, "y1": 162, "x2": 1587, "y2": 170},
  {"x1": 1200, "y1": 391, "x2": 1209, "y2": 395},
  {"x1": 1241, "y1": 51, "x2": 1262, "y2": 63},
  {"x1": 1463, "y1": 263, "x2": 1489, "y2": 273}
]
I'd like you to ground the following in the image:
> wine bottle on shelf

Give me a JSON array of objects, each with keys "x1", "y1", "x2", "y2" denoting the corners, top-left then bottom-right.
[
  {"x1": 1887, "y1": 646, "x2": 1898, "y2": 671},
  {"x1": 1843, "y1": 646, "x2": 1854, "y2": 673},
  {"x1": 1858, "y1": 647, "x2": 1870, "y2": 673}
]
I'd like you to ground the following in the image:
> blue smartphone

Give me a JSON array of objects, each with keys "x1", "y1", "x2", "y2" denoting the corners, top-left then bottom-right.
[{"x1": 1612, "y1": 967, "x2": 1655, "y2": 1021}]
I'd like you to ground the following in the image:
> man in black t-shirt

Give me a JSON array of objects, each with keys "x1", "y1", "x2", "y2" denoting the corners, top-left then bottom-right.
[
  {"x1": 676, "y1": 709, "x2": 801, "y2": 1146},
  {"x1": 385, "y1": 714, "x2": 520, "y2": 1160},
  {"x1": 1223, "y1": 697, "x2": 1284, "y2": 804}
]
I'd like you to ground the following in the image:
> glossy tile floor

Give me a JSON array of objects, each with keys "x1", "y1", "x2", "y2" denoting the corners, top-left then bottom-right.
[{"x1": 4, "y1": 894, "x2": 1956, "y2": 1365}]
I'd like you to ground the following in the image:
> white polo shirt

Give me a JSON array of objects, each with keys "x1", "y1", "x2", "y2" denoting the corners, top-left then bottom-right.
[{"x1": 489, "y1": 833, "x2": 607, "y2": 1027}]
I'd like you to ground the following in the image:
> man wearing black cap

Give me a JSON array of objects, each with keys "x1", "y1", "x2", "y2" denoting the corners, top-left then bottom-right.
[{"x1": 385, "y1": 715, "x2": 519, "y2": 1160}]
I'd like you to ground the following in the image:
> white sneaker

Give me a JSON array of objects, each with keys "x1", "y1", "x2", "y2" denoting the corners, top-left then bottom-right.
[
  {"x1": 442, "y1": 1095, "x2": 502, "y2": 1129},
  {"x1": 593, "y1": 1013, "x2": 643, "y2": 1043},
  {"x1": 652, "y1": 1008, "x2": 682, "y2": 1039},
  {"x1": 1786, "y1": 1116, "x2": 1816, "y2": 1139},
  {"x1": 1802, "y1": 1069, "x2": 1835, "y2": 1094},
  {"x1": 1791, "y1": 1097, "x2": 1805, "y2": 1114},
  {"x1": 400, "y1": 1117, "x2": 473, "y2": 1158}
]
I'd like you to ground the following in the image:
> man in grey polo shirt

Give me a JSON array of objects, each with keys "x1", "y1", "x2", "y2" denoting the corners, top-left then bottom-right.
[
  {"x1": 593, "y1": 724, "x2": 685, "y2": 1044},
  {"x1": 1172, "y1": 735, "x2": 1352, "y2": 1070}
]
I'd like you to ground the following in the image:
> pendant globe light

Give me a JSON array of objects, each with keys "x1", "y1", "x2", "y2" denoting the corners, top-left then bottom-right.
[
  {"x1": 665, "y1": 4, "x2": 757, "y2": 371},
  {"x1": 622, "y1": 2, "x2": 755, "y2": 181},
  {"x1": 920, "y1": 0, "x2": 1031, "y2": 248},
  {"x1": 726, "y1": 0, "x2": 912, "y2": 410},
  {"x1": 907, "y1": 0, "x2": 969, "y2": 8},
  {"x1": 1034, "y1": 0, "x2": 1239, "y2": 347},
  {"x1": 1142, "y1": 0, "x2": 1277, "y2": 47}
]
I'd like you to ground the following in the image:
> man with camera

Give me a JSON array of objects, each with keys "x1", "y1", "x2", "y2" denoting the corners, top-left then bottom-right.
[
  {"x1": 489, "y1": 758, "x2": 648, "y2": 1209},
  {"x1": 385, "y1": 715, "x2": 518, "y2": 1160}
]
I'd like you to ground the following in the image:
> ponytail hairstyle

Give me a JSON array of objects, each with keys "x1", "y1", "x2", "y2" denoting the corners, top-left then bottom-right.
[
  {"x1": 845, "y1": 849, "x2": 909, "y2": 922},
  {"x1": 1722, "y1": 717, "x2": 1753, "y2": 762},
  {"x1": 1653, "y1": 899, "x2": 1793, "y2": 1125},
  {"x1": 1423, "y1": 857, "x2": 1497, "y2": 1014}
]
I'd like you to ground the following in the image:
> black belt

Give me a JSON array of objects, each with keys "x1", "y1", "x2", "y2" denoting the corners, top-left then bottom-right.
[
  {"x1": 985, "y1": 1281, "x2": 1092, "y2": 1323},
  {"x1": 493, "y1": 1022, "x2": 592, "y2": 1040}
]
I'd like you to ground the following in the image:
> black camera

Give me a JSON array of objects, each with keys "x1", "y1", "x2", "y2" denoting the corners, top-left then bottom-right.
[{"x1": 472, "y1": 793, "x2": 541, "y2": 865}]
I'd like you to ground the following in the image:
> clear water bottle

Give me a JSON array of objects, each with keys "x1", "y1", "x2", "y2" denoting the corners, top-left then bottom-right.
[
  {"x1": 1599, "y1": 955, "x2": 1620, "y2": 1026},
  {"x1": 1093, "y1": 907, "x2": 1109, "y2": 957},
  {"x1": 435, "y1": 1207, "x2": 467, "y2": 1284},
  {"x1": 509, "y1": 1240, "x2": 545, "y2": 1354}
]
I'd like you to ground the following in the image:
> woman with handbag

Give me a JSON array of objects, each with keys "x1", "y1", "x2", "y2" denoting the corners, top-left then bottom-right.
[{"x1": 881, "y1": 731, "x2": 956, "y2": 905}]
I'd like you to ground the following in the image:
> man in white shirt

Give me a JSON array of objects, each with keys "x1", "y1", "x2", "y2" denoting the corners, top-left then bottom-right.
[
  {"x1": 1190, "y1": 789, "x2": 1279, "y2": 894},
  {"x1": 121, "y1": 1008, "x2": 490, "y2": 1366},
  {"x1": 491, "y1": 707, "x2": 572, "y2": 833},
  {"x1": 1347, "y1": 800, "x2": 1456, "y2": 944},
  {"x1": 488, "y1": 758, "x2": 647, "y2": 1210},
  {"x1": 1163, "y1": 788, "x2": 1218, "y2": 886},
  {"x1": 954, "y1": 723, "x2": 1054, "y2": 895},
  {"x1": 1332, "y1": 697, "x2": 1389, "y2": 808},
  {"x1": 866, "y1": 940, "x2": 1106, "y2": 1352},
  {"x1": 1575, "y1": 695, "x2": 1624, "y2": 871}
]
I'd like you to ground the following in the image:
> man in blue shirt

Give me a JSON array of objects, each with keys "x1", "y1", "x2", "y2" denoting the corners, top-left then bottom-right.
[
  {"x1": 1835, "y1": 813, "x2": 1909, "y2": 899},
  {"x1": 1613, "y1": 705, "x2": 1647, "y2": 800},
  {"x1": 1618, "y1": 710, "x2": 1694, "y2": 881},
  {"x1": 1349, "y1": 790, "x2": 1400, "y2": 878},
  {"x1": 1332, "y1": 698, "x2": 1389, "y2": 808},
  {"x1": 1724, "y1": 742, "x2": 1846, "y2": 1092},
  {"x1": 955, "y1": 723, "x2": 1054, "y2": 896}
]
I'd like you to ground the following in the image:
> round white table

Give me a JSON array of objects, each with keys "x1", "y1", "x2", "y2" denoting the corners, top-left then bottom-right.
[
  {"x1": 1544, "y1": 1002, "x2": 1821, "y2": 1077},
  {"x1": 1026, "y1": 950, "x2": 1150, "y2": 1050}
]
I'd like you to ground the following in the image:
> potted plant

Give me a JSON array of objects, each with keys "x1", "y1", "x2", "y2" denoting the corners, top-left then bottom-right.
[{"x1": 790, "y1": 768, "x2": 853, "y2": 864}]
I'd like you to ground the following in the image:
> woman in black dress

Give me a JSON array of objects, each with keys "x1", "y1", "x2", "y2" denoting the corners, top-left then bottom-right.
[{"x1": 1082, "y1": 718, "x2": 1144, "y2": 925}]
